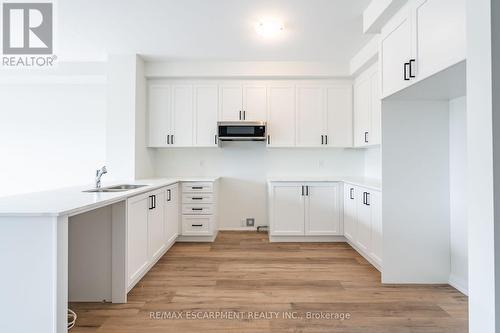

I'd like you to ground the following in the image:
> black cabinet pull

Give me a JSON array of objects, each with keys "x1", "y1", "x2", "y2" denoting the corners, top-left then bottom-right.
[
  {"x1": 166, "y1": 135, "x2": 170, "y2": 145},
  {"x1": 192, "y1": 186, "x2": 203, "y2": 190},
  {"x1": 215, "y1": 134, "x2": 218, "y2": 145},
  {"x1": 325, "y1": 135, "x2": 328, "y2": 145},
  {"x1": 153, "y1": 195, "x2": 157, "y2": 209},
  {"x1": 192, "y1": 224, "x2": 203, "y2": 227},
  {"x1": 171, "y1": 135, "x2": 174, "y2": 145},
  {"x1": 364, "y1": 132, "x2": 369, "y2": 143},
  {"x1": 321, "y1": 135, "x2": 324, "y2": 145},
  {"x1": 301, "y1": 186, "x2": 304, "y2": 196},
  {"x1": 148, "y1": 196, "x2": 153, "y2": 210},
  {"x1": 306, "y1": 186, "x2": 309, "y2": 196},
  {"x1": 362, "y1": 192, "x2": 366, "y2": 205},
  {"x1": 365, "y1": 192, "x2": 371, "y2": 206},
  {"x1": 409, "y1": 59, "x2": 416, "y2": 78},
  {"x1": 350, "y1": 188, "x2": 354, "y2": 200},
  {"x1": 404, "y1": 62, "x2": 410, "y2": 81},
  {"x1": 192, "y1": 197, "x2": 203, "y2": 200},
  {"x1": 243, "y1": 110, "x2": 246, "y2": 120},
  {"x1": 267, "y1": 135, "x2": 270, "y2": 145},
  {"x1": 239, "y1": 110, "x2": 242, "y2": 120},
  {"x1": 167, "y1": 189, "x2": 171, "y2": 202},
  {"x1": 192, "y1": 208, "x2": 203, "y2": 211}
]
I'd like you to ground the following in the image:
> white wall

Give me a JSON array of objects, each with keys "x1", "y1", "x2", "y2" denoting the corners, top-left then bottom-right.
[
  {"x1": 0, "y1": 76, "x2": 107, "y2": 197},
  {"x1": 364, "y1": 146, "x2": 382, "y2": 179},
  {"x1": 449, "y1": 96, "x2": 468, "y2": 295},
  {"x1": 154, "y1": 144, "x2": 365, "y2": 229}
]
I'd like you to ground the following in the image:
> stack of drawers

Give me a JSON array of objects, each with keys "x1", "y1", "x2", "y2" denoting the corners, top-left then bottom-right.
[{"x1": 181, "y1": 182, "x2": 216, "y2": 236}]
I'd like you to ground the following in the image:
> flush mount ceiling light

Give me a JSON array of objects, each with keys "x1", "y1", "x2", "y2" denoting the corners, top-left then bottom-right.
[{"x1": 255, "y1": 19, "x2": 284, "y2": 38}]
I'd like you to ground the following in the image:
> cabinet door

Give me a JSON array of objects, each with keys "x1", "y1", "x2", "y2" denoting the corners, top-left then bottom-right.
[
  {"x1": 243, "y1": 84, "x2": 267, "y2": 121},
  {"x1": 356, "y1": 189, "x2": 372, "y2": 253},
  {"x1": 343, "y1": 184, "x2": 357, "y2": 242},
  {"x1": 165, "y1": 184, "x2": 179, "y2": 245},
  {"x1": 414, "y1": 0, "x2": 465, "y2": 81},
  {"x1": 194, "y1": 85, "x2": 218, "y2": 147},
  {"x1": 148, "y1": 190, "x2": 165, "y2": 262},
  {"x1": 369, "y1": 191, "x2": 382, "y2": 267},
  {"x1": 305, "y1": 183, "x2": 341, "y2": 235},
  {"x1": 127, "y1": 194, "x2": 149, "y2": 286},
  {"x1": 270, "y1": 183, "x2": 305, "y2": 236},
  {"x1": 296, "y1": 86, "x2": 325, "y2": 147},
  {"x1": 268, "y1": 85, "x2": 296, "y2": 147},
  {"x1": 354, "y1": 77, "x2": 371, "y2": 147},
  {"x1": 219, "y1": 85, "x2": 243, "y2": 121},
  {"x1": 326, "y1": 85, "x2": 353, "y2": 147},
  {"x1": 369, "y1": 72, "x2": 382, "y2": 145},
  {"x1": 380, "y1": 8, "x2": 412, "y2": 98},
  {"x1": 171, "y1": 85, "x2": 193, "y2": 146},
  {"x1": 148, "y1": 84, "x2": 172, "y2": 147}
]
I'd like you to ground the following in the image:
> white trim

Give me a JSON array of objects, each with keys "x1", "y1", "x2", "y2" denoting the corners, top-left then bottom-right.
[
  {"x1": 449, "y1": 274, "x2": 468, "y2": 295},
  {"x1": 269, "y1": 235, "x2": 346, "y2": 243}
]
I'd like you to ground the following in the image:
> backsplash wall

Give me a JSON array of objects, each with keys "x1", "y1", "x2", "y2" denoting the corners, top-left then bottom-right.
[{"x1": 154, "y1": 143, "x2": 366, "y2": 230}]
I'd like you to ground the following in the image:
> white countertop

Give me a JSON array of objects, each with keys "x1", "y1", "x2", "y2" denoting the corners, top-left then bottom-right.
[
  {"x1": 267, "y1": 176, "x2": 382, "y2": 191},
  {"x1": 0, "y1": 177, "x2": 218, "y2": 217}
]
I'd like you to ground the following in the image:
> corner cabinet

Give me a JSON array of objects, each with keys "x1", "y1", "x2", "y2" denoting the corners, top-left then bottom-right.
[
  {"x1": 380, "y1": 0, "x2": 466, "y2": 98},
  {"x1": 268, "y1": 182, "x2": 342, "y2": 240},
  {"x1": 343, "y1": 183, "x2": 382, "y2": 269}
]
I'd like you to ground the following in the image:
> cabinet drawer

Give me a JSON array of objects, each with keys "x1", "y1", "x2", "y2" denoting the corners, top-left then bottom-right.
[
  {"x1": 182, "y1": 193, "x2": 214, "y2": 204},
  {"x1": 182, "y1": 182, "x2": 213, "y2": 193},
  {"x1": 182, "y1": 204, "x2": 214, "y2": 215},
  {"x1": 182, "y1": 216, "x2": 213, "y2": 235}
]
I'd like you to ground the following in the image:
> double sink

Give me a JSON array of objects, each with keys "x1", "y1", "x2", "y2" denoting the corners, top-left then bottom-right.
[{"x1": 83, "y1": 184, "x2": 147, "y2": 193}]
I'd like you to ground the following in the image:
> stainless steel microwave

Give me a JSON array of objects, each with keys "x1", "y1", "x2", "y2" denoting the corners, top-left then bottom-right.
[{"x1": 217, "y1": 121, "x2": 266, "y2": 142}]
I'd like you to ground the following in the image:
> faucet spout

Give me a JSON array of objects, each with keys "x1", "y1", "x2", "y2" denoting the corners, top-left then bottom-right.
[{"x1": 95, "y1": 166, "x2": 108, "y2": 189}]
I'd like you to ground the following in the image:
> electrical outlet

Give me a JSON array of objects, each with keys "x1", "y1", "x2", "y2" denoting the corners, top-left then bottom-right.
[
  {"x1": 319, "y1": 160, "x2": 325, "y2": 168},
  {"x1": 246, "y1": 218, "x2": 255, "y2": 227}
]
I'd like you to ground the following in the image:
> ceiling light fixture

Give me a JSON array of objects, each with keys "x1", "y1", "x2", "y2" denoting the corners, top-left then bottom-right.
[{"x1": 255, "y1": 19, "x2": 284, "y2": 38}]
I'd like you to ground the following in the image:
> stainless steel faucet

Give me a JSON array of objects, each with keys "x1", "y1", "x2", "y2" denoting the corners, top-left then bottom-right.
[{"x1": 95, "y1": 166, "x2": 108, "y2": 189}]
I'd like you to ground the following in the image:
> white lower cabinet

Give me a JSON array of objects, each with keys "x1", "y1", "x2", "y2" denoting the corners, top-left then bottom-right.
[
  {"x1": 343, "y1": 183, "x2": 382, "y2": 269},
  {"x1": 126, "y1": 185, "x2": 179, "y2": 291},
  {"x1": 179, "y1": 181, "x2": 218, "y2": 240},
  {"x1": 269, "y1": 182, "x2": 342, "y2": 238}
]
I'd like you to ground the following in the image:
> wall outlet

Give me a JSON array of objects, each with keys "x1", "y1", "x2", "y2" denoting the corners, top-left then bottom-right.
[{"x1": 246, "y1": 218, "x2": 255, "y2": 227}]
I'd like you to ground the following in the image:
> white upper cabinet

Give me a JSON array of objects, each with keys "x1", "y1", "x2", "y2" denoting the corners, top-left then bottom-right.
[
  {"x1": 148, "y1": 84, "x2": 172, "y2": 147},
  {"x1": 242, "y1": 84, "x2": 268, "y2": 121},
  {"x1": 267, "y1": 85, "x2": 296, "y2": 147},
  {"x1": 194, "y1": 85, "x2": 218, "y2": 147},
  {"x1": 380, "y1": 6, "x2": 413, "y2": 98},
  {"x1": 219, "y1": 85, "x2": 243, "y2": 121},
  {"x1": 380, "y1": 0, "x2": 466, "y2": 98},
  {"x1": 171, "y1": 85, "x2": 194, "y2": 147},
  {"x1": 413, "y1": 0, "x2": 466, "y2": 80},
  {"x1": 296, "y1": 86, "x2": 325, "y2": 147},
  {"x1": 326, "y1": 85, "x2": 353, "y2": 148},
  {"x1": 354, "y1": 65, "x2": 381, "y2": 147},
  {"x1": 305, "y1": 183, "x2": 341, "y2": 235}
]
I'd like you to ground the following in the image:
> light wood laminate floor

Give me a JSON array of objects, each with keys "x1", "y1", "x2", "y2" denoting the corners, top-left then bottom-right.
[{"x1": 71, "y1": 231, "x2": 468, "y2": 333}]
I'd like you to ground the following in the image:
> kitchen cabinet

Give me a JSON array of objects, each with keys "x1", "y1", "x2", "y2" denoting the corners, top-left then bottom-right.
[
  {"x1": 267, "y1": 85, "x2": 296, "y2": 147},
  {"x1": 171, "y1": 85, "x2": 194, "y2": 146},
  {"x1": 219, "y1": 83, "x2": 267, "y2": 121},
  {"x1": 343, "y1": 183, "x2": 357, "y2": 242},
  {"x1": 164, "y1": 183, "x2": 179, "y2": 245},
  {"x1": 179, "y1": 181, "x2": 218, "y2": 240},
  {"x1": 194, "y1": 85, "x2": 218, "y2": 147},
  {"x1": 148, "y1": 189, "x2": 166, "y2": 262},
  {"x1": 326, "y1": 85, "x2": 353, "y2": 147},
  {"x1": 343, "y1": 183, "x2": 383, "y2": 270},
  {"x1": 126, "y1": 193, "x2": 150, "y2": 288},
  {"x1": 148, "y1": 84, "x2": 172, "y2": 147},
  {"x1": 380, "y1": 0, "x2": 465, "y2": 98},
  {"x1": 296, "y1": 86, "x2": 325, "y2": 147},
  {"x1": 354, "y1": 64, "x2": 381, "y2": 147},
  {"x1": 268, "y1": 182, "x2": 342, "y2": 237},
  {"x1": 305, "y1": 183, "x2": 341, "y2": 235}
]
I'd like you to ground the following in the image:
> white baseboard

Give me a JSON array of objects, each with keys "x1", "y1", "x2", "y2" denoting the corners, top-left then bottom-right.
[{"x1": 449, "y1": 274, "x2": 468, "y2": 295}]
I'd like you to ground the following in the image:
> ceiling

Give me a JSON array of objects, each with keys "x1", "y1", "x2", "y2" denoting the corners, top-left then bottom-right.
[{"x1": 57, "y1": 0, "x2": 373, "y2": 66}]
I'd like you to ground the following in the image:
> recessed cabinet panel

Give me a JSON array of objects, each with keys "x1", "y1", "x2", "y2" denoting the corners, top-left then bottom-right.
[
  {"x1": 271, "y1": 184, "x2": 305, "y2": 236},
  {"x1": 369, "y1": 191, "x2": 383, "y2": 266},
  {"x1": 326, "y1": 86, "x2": 353, "y2": 147},
  {"x1": 305, "y1": 184, "x2": 341, "y2": 235},
  {"x1": 148, "y1": 85, "x2": 172, "y2": 147},
  {"x1": 268, "y1": 86, "x2": 296, "y2": 147},
  {"x1": 165, "y1": 184, "x2": 179, "y2": 244},
  {"x1": 380, "y1": 10, "x2": 412, "y2": 98},
  {"x1": 194, "y1": 85, "x2": 218, "y2": 147},
  {"x1": 414, "y1": 0, "x2": 466, "y2": 80},
  {"x1": 172, "y1": 86, "x2": 194, "y2": 146},
  {"x1": 356, "y1": 190, "x2": 372, "y2": 253},
  {"x1": 296, "y1": 86, "x2": 325, "y2": 147},
  {"x1": 354, "y1": 78, "x2": 371, "y2": 147},
  {"x1": 127, "y1": 195, "x2": 149, "y2": 286},
  {"x1": 243, "y1": 85, "x2": 267, "y2": 121},
  {"x1": 148, "y1": 191, "x2": 165, "y2": 261},
  {"x1": 343, "y1": 184, "x2": 357, "y2": 242},
  {"x1": 219, "y1": 85, "x2": 243, "y2": 121}
]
